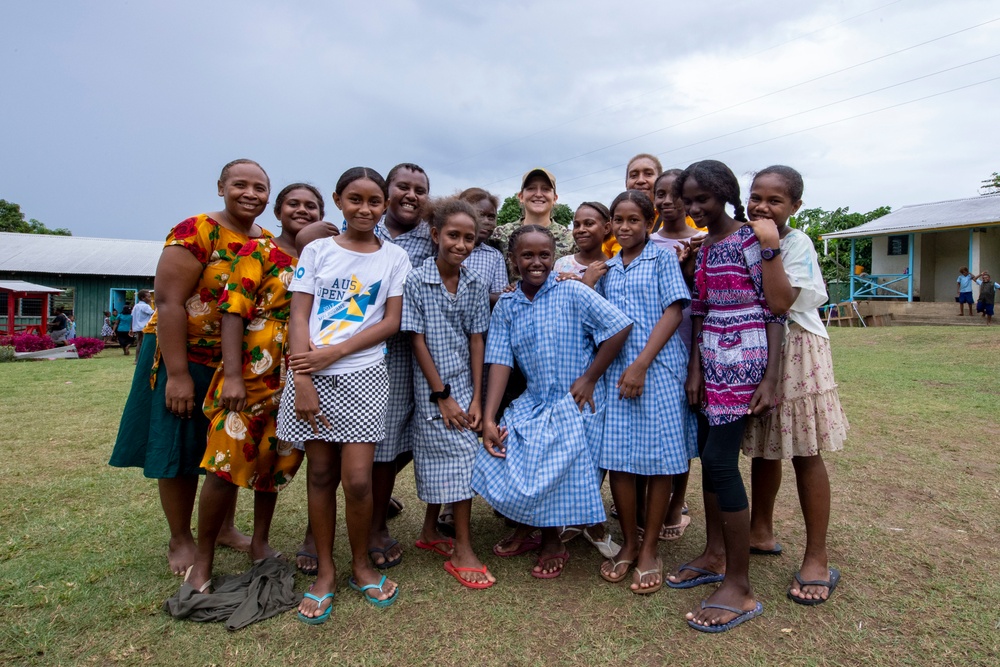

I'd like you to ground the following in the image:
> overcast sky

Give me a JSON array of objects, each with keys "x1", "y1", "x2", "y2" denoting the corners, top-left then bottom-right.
[{"x1": 2, "y1": 0, "x2": 998, "y2": 240}]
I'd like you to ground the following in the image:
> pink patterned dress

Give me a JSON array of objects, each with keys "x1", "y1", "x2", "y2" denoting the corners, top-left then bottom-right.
[{"x1": 692, "y1": 225, "x2": 783, "y2": 425}]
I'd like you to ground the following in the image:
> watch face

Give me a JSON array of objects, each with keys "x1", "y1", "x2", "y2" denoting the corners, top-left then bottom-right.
[{"x1": 761, "y1": 247, "x2": 779, "y2": 260}]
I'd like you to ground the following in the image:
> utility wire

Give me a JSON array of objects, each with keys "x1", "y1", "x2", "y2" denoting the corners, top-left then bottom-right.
[{"x1": 442, "y1": 0, "x2": 909, "y2": 168}]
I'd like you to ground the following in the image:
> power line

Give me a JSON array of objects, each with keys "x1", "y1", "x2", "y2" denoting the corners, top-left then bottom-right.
[
  {"x1": 558, "y1": 75, "x2": 1000, "y2": 197},
  {"x1": 482, "y1": 15, "x2": 1000, "y2": 190},
  {"x1": 442, "y1": 0, "x2": 909, "y2": 169}
]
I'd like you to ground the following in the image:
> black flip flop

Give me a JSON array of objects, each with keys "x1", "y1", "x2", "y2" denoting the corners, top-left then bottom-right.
[
  {"x1": 369, "y1": 539, "x2": 403, "y2": 569},
  {"x1": 296, "y1": 550, "x2": 319, "y2": 577},
  {"x1": 788, "y1": 567, "x2": 841, "y2": 606},
  {"x1": 749, "y1": 542, "x2": 783, "y2": 556}
]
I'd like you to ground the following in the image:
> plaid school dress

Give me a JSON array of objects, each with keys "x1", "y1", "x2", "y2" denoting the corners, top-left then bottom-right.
[
  {"x1": 402, "y1": 259, "x2": 491, "y2": 504},
  {"x1": 471, "y1": 275, "x2": 631, "y2": 527},
  {"x1": 374, "y1": 220, "x2": 436, "y2": 462},
  {"x1": 597, "y1": 242, "x2": 697, "y2": 476}
]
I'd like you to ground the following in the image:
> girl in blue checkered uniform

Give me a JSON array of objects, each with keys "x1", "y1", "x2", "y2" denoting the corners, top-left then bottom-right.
[
  {"x1": 402, "y1": 198, "x2": 496, "y2": 589},
  {"x1": 595, "y1": 190, "x2": 697, "y2": 595},
  {"x1": 473, "y1": 225, "x2": 632, "y2": 579}
]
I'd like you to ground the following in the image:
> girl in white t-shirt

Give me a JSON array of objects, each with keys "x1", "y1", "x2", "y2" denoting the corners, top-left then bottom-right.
[
  {"x1": 277, "y1": 167, "x2": 411, "y2": 622},
  {"x1": 744, "y1": 165, "x2": 849, "y2": 607}
]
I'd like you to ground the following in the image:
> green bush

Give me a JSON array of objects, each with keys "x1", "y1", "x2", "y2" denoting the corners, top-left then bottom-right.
[{"x1": 0, "y1": 345, "x2": 15, "y2": 363}]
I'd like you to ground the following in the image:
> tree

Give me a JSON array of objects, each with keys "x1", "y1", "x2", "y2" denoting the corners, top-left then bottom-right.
[
  {"x1": 979, "y1": 172, "x2": 1000, "y2": 196},
  {"x1": 790, "y1": 205, "x2": 891, "y2": 282},
  {"x1": 496, "y1": 195, "x2": 521, "y2": 226},
  {"x1": 0, "y1": 199, "x2": 71, "y2": 235},
  {"x1": 552, "y1": 203, "x2": 573, "y2": 228}
]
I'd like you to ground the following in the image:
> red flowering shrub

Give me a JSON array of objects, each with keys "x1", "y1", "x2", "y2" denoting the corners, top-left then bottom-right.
[
  {"x1": 0, "y1": 333, "x2": 55, "y2": 352},
  {"x1": 73, "y1": 337, "x2": 105, "y2": 359}
]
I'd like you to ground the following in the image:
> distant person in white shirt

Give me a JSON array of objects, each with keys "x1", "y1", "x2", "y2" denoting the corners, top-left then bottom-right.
[{"x1": 131, "y1": 290, "x2": 155, "y2": 363}]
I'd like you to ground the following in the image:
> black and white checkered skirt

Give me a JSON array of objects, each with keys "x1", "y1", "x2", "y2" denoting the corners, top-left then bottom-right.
[{"x1": 276, "y1": 360, "x2": 390, "y2": 445}]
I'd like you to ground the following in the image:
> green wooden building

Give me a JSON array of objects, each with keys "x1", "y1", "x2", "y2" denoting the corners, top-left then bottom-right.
[{"x1": 0, "y1": 232, "x2": 161, "y2": 338}]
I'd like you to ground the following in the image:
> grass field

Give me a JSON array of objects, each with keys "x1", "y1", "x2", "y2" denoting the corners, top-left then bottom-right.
[{"x1": 1, "y1": 327, "x2": 998, "y2": 666}]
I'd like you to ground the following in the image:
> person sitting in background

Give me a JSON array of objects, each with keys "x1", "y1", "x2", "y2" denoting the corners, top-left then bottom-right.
[{"x1": 50, "y1": 307, "x2": 70, "y2": 345}]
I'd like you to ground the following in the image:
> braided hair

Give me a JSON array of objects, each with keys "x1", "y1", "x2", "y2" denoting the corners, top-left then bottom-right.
[
  {"x1": 673, "y1": 160, "x2": 746, "y2": 222},
  {"x1": 507, "y1": 223, "x2": 555, "y2": 255}
]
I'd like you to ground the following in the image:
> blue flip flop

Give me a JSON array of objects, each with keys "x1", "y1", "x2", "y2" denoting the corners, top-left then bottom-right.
[
  {"x1": 349, "y1": 575, "x2": 399, "y2": 609},
  {"x1": 665, "y1": 563, "x2": 725, "y2": 589},
  {"x1": 788, "y1": 567, "x2": 841, "y2": 606},
  {"x1": 369, "y1": 539, "x2": 403, "y2": 570},
  {"x1": 297, "y1": 591, "x2": 335, "y2": 625},
  {"x1": 687, "y1": 601, "x2": 764, "y2": 633},
  {"x1": 750, "y1": 542, "x2": 783, "y2": 556}
]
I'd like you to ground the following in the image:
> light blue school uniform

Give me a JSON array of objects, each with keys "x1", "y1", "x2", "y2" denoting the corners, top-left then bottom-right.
[
  {"x1": 374, "y1": 220, "x2": 436, "y2": 462},
  {"x1": 471, "y1": 275, "x2": 632, "y2": 527},
  {"x1": 402, "y1": 259, "x2": 491, "y2": 504},
  {"x1": 597, "y1": 242, "x2": 697, "y2": 476}
]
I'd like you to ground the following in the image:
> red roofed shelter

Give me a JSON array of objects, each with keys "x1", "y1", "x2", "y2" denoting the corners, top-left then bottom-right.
[{"x1": 0, "y1": 280, "x2": 64, "y2": 335}]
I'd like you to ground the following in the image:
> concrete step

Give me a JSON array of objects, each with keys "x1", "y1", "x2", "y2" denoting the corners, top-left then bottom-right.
[{"x1": 891, "y1": 315, "x2": 985, "y2": 326}]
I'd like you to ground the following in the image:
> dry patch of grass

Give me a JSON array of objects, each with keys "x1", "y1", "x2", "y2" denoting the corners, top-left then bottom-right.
[{"x1": 1, "y1": 327, "x2": 998, "y2": 666}]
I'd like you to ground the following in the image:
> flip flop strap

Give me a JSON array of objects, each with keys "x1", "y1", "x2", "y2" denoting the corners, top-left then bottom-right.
[
  {"x1": 303, "y1": 592, "x2": 334, "y2": 603},
  {"x1": 794, "y1": 571, "x2": 834, "y2": 588},
  {"x1": 680, "y1": 564, "x2": 719, "y2": 577},
  {"x1": 699, "y1": 601, "x2": 745, "y2": 614},
  {"x1": 359, "y1": 575, "x2": 387, "y2": 593},
  {"x1": 450, "y1": 564, "x2": 488, "y2": 574}
]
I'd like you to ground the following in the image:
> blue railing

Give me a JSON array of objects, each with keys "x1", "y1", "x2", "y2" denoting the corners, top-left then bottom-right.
[{"x1": 849, "y1": 273, "x2": 911, "y2": 299}]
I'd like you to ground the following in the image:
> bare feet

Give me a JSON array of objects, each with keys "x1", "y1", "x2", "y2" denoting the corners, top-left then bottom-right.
[
  {"x1": 218, "y1": 525, "x2": 252, "y2": 553},
  {"x1": 686, "y1": 583, "x2": 758, "y2": 628},
  {"x1": 167, "y1": 534, "x2": 196, "y2": 576}
]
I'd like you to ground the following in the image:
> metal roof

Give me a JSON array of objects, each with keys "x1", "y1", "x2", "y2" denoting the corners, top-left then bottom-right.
[
  {"x1": 822, "y1": 194, "x2": 1000, "y2": 240},
  {"x1": 0, "y1": 280, "x2": 64, "y2": 293},
  {"x1": 0, "y1": 232, "x2": 162, "y2": 277}
]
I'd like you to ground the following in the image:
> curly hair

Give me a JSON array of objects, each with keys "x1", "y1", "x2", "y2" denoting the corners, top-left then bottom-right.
[
  {"x1": 673, "y1": 160, "x2": 746, "y2": 222},
  {"x1": 386, "y1": 163, "x2": 430, "y2": 192},
  {"x1": 427, "y1": 197, "x2": 482, "y2": 237}
]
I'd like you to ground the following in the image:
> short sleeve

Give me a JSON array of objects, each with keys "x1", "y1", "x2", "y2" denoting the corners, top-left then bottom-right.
[
  {"x1": 485, "y1": 298, "x2": 514, "y2": 367},
  {"x1": 488, "y1": 252, "x2": 508, "y2": 294},
  {"x1": 386, "y1": 248, "x2": 411, "y2": 298},
  {"x1": 288, "y1": 242, "x2": 318, "y2": 294},
  {"x1": 656, "y1": 250, "x2": 691, "y2": 312},
  {"x1": 401, "y1": 270, "x2": 425, "y2": 334},
  {"x1": 782, "y1": 231, "x2": 828, "y2": 311},
  {"x1": 574, "y1": 282, "x2": 632, "y2": 345},
  {"x1": 219, "y1": 242, "x2": 267, "y2": 318},
  {"x1": 466, "y1": 281, "x2": 491, "y2": 334},
  {"x1": 164, "y1": 215, "x2": 214, "y2": 266}
]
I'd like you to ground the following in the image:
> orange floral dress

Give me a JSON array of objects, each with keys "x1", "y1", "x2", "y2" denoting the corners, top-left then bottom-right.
[
  {"x1": 146, "y1": 214, "x2": 273, "y2": 384},
  {"x1": 201, "y1": 237, "x2": 303, "y2": 491}
]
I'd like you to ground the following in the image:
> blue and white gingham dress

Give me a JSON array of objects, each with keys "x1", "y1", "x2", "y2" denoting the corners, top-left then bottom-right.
[
  {"x1": 597, "y1": 242, "x2": 698, "y2": 475},
  {"x1": 402, "y1": 259, "x2": 491, "y2": 503},
  {"x1": 374, "y1": 220, "x2": 436, "y2": 462},
  {"x1": 462, "y1": 243, "x2": 508, "y2": 295},
  {"x1": 471, "y1": 275, "x2": 632, "y2": 527}
]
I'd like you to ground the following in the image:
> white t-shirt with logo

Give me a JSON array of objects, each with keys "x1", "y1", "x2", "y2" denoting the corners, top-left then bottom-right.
[{"x1": 289, "y1": 237, "x2": 411, "y2": 375}]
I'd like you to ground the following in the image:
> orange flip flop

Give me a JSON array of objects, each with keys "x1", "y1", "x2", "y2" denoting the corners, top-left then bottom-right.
[{"x1": 444, "y1": 561, "x2": 495, "y2": 589}]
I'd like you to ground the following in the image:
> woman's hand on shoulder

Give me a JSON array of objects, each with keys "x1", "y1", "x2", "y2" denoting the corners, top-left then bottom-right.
[
  {"x1": 555, "y1": 271, "x2": 581, "y2": 282},
  {"x1": 582, "y1": 261, "x2": 607, "y2": 288},
  {"x1": 483, "y1": 421, "x2": 508, "y2": 458},
  {"x1": 746, "y1": 217, "x2": 780, "y2": 248}
]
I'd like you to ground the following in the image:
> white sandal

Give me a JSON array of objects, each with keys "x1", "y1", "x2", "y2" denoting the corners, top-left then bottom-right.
[{"x1": 583, "y1": 526, "x2": 621, "y2": 559}]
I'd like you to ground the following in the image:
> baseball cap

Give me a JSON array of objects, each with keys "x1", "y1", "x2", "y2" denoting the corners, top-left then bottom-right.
[{"x1": 521, "y1": 168, "x2": 556, "y2": 192}]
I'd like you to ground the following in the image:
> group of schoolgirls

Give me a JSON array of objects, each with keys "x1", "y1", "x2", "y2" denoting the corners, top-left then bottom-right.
[{"x1": 109, "y1": 154, "x2": 848, "y2": 634}]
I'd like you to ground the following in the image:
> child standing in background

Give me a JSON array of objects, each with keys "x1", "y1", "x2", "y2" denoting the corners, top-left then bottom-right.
[
  {"x1": 974, "y1": 271, "x2": 999, "y2": 325},
  {"x1": 404, "y1": 198, "x2": 495, "y2": 589},
  {"x1": 370, "y1": 163, "x2": 435, "y2": 570},
  {"x1": 957, "y1": 267, "x2": 975, "y2": 316},
  {"x1": 277, "y1": 167, "x2": 411, "y2": 622},
  {"x1": 554, "y1": 202, "x2": 612, "y2": 287},
  {"x1": 744, "y1": 166, "x2": 850, "y2": 606},
  {"x1": 664, "y1": 160, "x2": 783, "y2": 633},
  {"x1": 597, "y1": 190, "x2": 695, "y2": 595},
  {"x1": 458, "y1": 187, "x2": 508, "y2": 305}
]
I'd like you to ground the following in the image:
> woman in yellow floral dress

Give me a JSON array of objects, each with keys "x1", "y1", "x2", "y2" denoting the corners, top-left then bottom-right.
[
  {"x1": 185, "y1": 183, "x2": 324, "y2": 592},
  {"x1": 110, "y1": 159, "x2": 272, "y2": 577}
]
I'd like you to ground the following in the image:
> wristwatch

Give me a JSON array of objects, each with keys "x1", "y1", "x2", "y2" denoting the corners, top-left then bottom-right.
[
  {"x1": 429, "y1": 384, "x2": 451, "y2": 403},
  {"x1": 761, "y1": 247, "x2": 781, "y2": 261}
]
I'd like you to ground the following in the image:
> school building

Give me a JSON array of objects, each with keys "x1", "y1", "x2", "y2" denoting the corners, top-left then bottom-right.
[
  {"x1": 0, "y1": 232, "x2": 161, "y2": 338},
  {"x1": 822, "y1": 194, "x2": 1000, "y2": 304}
]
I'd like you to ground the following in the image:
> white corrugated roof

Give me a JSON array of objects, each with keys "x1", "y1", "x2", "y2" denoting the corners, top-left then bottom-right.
[
  {"x1": 0, "y1": 280, "x2": 64, "y2": 293},
  {"x1": 822, "y1": 194, "x2": 1000, "y2": 239},
  {"x1": 0, "y1": 232, "x2": 162, "y2": 276}
]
